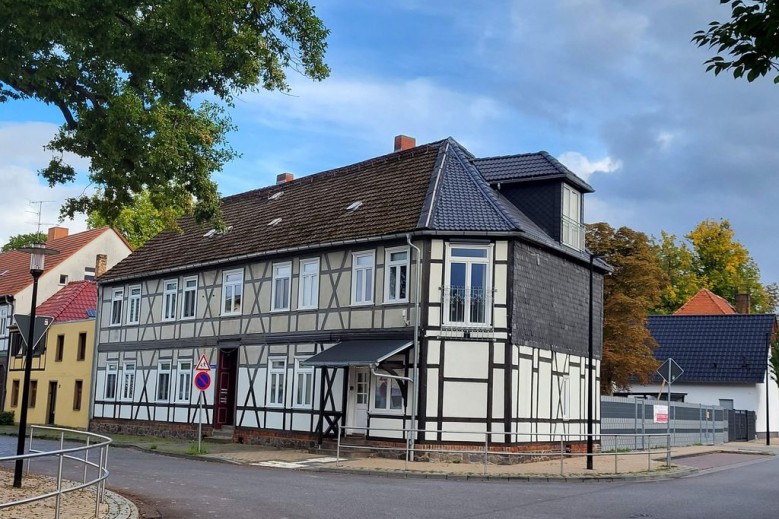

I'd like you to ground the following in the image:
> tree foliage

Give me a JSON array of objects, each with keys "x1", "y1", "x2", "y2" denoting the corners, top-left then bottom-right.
[
  {"x1": 587, "y1": 223, "x2": 666, "y2": 394},
  {"x1": 770, "y1": 339, "x2": 779, "y2": 388},
  {"x1": 87, "y1": 190, "x2": 187, "y2": 249},
  {"x1": 1, "y1": 232, "x2": 47, "y2": 252},
  {"x1": 654, "y1": 219, "x2": 776, "y2": 313},
  {"x1": 653, "y1": 231, "x2": 703, "y2": 314},
  {"x1": 0, "y1": 1, "x2": 330, "y2": 227},
  {"x1": 693, "y1": 0, "x2": 779, "y2": 83}
]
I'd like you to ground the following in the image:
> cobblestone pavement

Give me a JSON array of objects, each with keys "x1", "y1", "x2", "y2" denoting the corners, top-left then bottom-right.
[{"x1": 0, "y1": 468, "x2": 137, "y2": 519}]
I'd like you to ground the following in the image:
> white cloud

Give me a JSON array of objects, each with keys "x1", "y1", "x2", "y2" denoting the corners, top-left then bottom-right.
[
  {"x1": 239, "y1": 74, "x2": 509, "y2": 151},
  {"x1": 0, "y1": 122, "x2": 90, "y2": 246},
  {"x1": 558, "y1": 151, "x2": 621, "y2": 181}
]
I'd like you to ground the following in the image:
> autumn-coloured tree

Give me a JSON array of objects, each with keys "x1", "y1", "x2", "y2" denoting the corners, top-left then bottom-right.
[
  {"x1": 587, "y1": 223, "x2": 666, "y2": 394},
  {"x1": 653, "y1": 231, "x2": 703, "y2": 314},
  {"x1": 654, "y1": 219, "x2": 776, "y2": 313}
]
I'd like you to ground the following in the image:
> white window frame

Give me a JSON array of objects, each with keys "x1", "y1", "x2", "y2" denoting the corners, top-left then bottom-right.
[
  {"x1": 562, "y1": 184, "x2": 583, "y2": 250},
  {"x1": 176, "y1": 360, "x2": 193, "y2": 402},
  {"x1": 162, "y1": 279, "x2": 178, "y2": 321},
  {"x1": 293, "y1": 359, "x2": 314, "y2": 408},
  {"x1": 120, "y1": 362, "x2": 136, "y2": 401},
  {"x1": 372, "y1": 375, "x2": 403, "y2": 413},
  {"x1": 156, "y1": 361, "x2": 172, "y2": 402},
  {"x1": 104, "y1": 363, "x2": 118, "y2": 400},
  {"x1": 272, "y1": 262, "x2": 292, "y2": 312},
  {"x1": 0, "y1": 306, "x2": 8, "y2": 338},
  {"x1": 351, "y1": 251, "x2": 375, "y2": 305},
  {"x1": 181, "y1": 276, "x2": 198, "y2": 319},
  {"x1": 127, "y1": 285, "x2": 141, "y2": 325},
  {"x1": 110, "y1": 288, "x2": 124, "y2": 326},
  {"x1": 222, "y1": 269, "x2": 244, "y2": 316},
  {"x1": 298, "y1": 258, "x2": 320, "y2": 310},
  {"x1": 384, "y1": 246, "x2": 410, "y2": 303},
  {"x1": 267, "y1": 358, "x2": 287, "y2": 407},
  {"x1": 443, "y1": 244, "x2": 493, "y2": 327}
]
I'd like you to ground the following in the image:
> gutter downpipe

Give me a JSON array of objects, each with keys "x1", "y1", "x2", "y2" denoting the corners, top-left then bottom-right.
[{"x1": 408, "y1": 234, "x2": 422, "y2": 461}]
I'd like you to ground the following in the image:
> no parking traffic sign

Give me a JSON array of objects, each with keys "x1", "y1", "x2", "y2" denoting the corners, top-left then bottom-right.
[{"x1": 194, "y1": 371, "x2": 211, "y2": 391}]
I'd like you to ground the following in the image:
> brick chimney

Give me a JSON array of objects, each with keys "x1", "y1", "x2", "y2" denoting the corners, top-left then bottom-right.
[
  {"x1": 394, "y1": 135, "x2": 416, "y2": 152},
  {"x1": 47, "y1": 226, "x2": 68, "y2": 241},
  {"x1": 734, "y1": 293, "x2": 751, "y2": 314},
  {"x1": 95, "y1": 254, "x2": 108, "y2": 278},
  {"x1": 276, "y1": 172, "x2": 294, "y2": 185}
]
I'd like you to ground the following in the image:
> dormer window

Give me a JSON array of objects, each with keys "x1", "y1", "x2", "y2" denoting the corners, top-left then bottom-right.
[{"x1": 562, "y1": 184, "x2": 584, "y2": 250}]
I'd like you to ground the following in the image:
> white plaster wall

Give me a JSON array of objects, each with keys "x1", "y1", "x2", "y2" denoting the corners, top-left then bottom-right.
[{"x1": 15, "y1": 230, "x2": 131, "y2": 313}]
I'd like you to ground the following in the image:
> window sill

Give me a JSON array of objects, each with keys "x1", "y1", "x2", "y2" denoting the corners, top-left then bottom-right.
[
  {"x1": 270, "y1": 308, "x2": 290, "y2": 313},
  {"x1": 382, "y1": 299, "x2": 409, "y2": 305},
  {"x1": 351, "y1": 301, "x2": 374, "y2": 307}
]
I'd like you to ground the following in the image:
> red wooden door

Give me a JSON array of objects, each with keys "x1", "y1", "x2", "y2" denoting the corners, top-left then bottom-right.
[{"x1": 213, "y1": 349, "x2": 237, "y2": 428}]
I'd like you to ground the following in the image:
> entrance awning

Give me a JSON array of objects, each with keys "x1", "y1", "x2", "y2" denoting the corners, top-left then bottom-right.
[{"x1": 301, "y1": 339, "x2": 413, "y2": 367}]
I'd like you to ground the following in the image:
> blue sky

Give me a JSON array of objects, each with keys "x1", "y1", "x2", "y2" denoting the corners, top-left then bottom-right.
[{"x1": 2, "y1": 1, "x2": 778, "y2": 286}]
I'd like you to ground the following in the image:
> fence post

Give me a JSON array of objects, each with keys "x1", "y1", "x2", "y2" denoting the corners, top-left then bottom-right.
[
  {"x1": 614, "y1": 437, "x2": 618, "y2": 474},
  {"x1": 26, "y1": 426, "x2": 34, "y2": 476},
  {"x1": 483, "y1": 433, "x2": 488, "y2": 476},
  {"x1": 83, "y1": 436, "x2": 90, "y2": 484},
  {"x1": 95, "y1": 447, "x2": 104, "y2": 518},
  {"x1": 560, "y1": 435, "x2": 564, "y2": 476},
  {"x1": 646, "y1": 434, "x2": 651, "y2": 471},
  {"x1": 336, "y1": 428, "x2": 342, "y2": 468},
  {"x1": 55, "y1": 431, "x2": 65, "y2": 519}
]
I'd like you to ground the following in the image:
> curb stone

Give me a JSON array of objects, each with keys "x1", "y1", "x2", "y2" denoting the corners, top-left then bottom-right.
[{"x1": 105, "y1": 488, "x2": 139, "y2": 519}]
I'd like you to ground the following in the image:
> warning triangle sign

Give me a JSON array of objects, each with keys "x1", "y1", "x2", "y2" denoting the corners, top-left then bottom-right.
[{"x1": 195, "y1": 354, "x2": 210, "y2": 371}]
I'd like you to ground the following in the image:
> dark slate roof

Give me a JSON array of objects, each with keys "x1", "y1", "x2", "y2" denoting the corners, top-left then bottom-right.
[
  {"x1": 101, "y1": 138, "x2": 601, "y2": 282},
  {"x1": 472, "y1": 152, "x2": 594, "y2": 193},
  {"x1": 647, "y1": 314, "x2": 777, "y2": 384}
]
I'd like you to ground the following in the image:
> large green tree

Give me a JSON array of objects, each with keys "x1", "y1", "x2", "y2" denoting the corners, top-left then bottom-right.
[
  {"x1": 0, "y1": 1, "x2": 330, "y2": 227},
  {"x1": 693, "y1": 0, "x2": 779, "y2": 83},
  {"x1": 1, "y1": 232, "x2": 47, "y2": 252},
  {"x1": 587, "y1": 223, "x2": 666, "y2": 394},
  {"x1": 87, "y1": 190, "x2": 187, "y2": 249}
]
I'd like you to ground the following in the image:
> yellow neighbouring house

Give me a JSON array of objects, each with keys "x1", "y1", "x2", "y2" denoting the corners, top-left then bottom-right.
[{"x1": 5, "y1": 281, "x2": 97, "y2": 429}]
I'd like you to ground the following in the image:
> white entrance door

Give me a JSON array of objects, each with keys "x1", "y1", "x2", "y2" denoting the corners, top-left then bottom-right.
[{"x1": 350, "y1": 368, "x2": 369, "y2": 433}]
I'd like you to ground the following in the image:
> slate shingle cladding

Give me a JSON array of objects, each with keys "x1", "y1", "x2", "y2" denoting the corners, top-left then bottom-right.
[
  {"x1": 473, "y1": 152, "x2": 594, "y2": 192},
  {"x1": 647, "y1": 314, "x2": 777, "y2": 384},
  {"x1": 512, "y1": 241, "x2": 603, "y2": 358},
  {"x1": 500, "y1": 181, "x2": 563, "y2": 242}
]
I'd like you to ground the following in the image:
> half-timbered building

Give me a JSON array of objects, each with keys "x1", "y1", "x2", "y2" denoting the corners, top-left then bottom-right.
[{"x1": 90, "y1": 136, "x2": 606, "y2": 448}]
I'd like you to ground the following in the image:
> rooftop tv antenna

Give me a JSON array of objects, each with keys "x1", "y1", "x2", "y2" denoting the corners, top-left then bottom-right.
[{"x1": 26, "y1": 201, "x2": 57, "y2": 234}]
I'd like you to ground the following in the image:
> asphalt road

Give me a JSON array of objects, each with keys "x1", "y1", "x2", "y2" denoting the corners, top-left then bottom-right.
[{"x1": 3, "y1": 436, "x2": 778, "y2": 519}]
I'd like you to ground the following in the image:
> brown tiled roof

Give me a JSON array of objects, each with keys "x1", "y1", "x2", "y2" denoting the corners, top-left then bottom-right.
[
  {"x1": 0, "y1": 227, "x2": 118, "y2": 297},
  {"x1": 36, "y1": 281, "x2": 97, "y2": 322},
  {"x1": 101, "y1": 142, "x2": 444, "y2": 281},
  {"x1": 673, "y1": 288, "x2": 736, "y2": 315}
]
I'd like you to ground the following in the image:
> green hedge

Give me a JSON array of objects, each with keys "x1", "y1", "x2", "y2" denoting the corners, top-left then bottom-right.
[{"x1": 0, "y1": 411, "x2": 14, "y2": 425}]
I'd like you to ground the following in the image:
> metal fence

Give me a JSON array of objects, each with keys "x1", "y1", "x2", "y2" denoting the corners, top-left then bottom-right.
[
  {"x1": 0, "y1": 425, "x2": 112, "y2": 518},
  {"x1": 335, "y1": 426, "x2": 672, "y2": 476},
  {"x1": 601, "y1": 396, "x2": 727, "y2": 450}
]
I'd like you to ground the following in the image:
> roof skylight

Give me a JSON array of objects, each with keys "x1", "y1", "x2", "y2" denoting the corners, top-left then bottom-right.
[
  {"x1": 268, "y1": 191, "x2": 284, "y2": 200},
  {"x1": 346, "y1": 201, "x2": 363, "y2": 212},
  {"x1": 268, "y1": 218, "x2": 282, "y2": 226},
  {"x1": 203, "y1": 226, "x2": 233, "y2": 238}
]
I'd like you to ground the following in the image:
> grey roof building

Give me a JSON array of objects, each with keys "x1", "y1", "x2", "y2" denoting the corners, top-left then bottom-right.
[{"x1": 91, "y1": 136, "x2": 607, "y2": 449}]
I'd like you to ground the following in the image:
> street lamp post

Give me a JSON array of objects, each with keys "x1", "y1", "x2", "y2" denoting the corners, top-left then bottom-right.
[
  {"x1": 13, "y1": 243, "x2": 58, "y2": 488},
  {"x1": 587, "y1": 252, "x2": 600, "y2": 470}
]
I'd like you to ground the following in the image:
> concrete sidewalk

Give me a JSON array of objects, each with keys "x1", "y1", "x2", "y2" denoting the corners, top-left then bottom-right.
[{"x1": 187, "y1": 439, "x2": 778, "y2": 481}]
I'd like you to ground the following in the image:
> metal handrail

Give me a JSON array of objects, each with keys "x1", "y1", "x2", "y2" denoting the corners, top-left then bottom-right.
[
  {"x1": 336, "y1": 426, "x2": 672, "y2": 475},
  {"x1": 0, "y1": 425, "x2": 112, "y2": 518}
]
